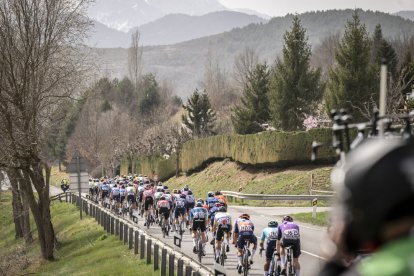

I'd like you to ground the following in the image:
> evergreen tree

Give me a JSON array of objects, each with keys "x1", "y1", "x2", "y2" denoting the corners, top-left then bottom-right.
[
  {"x1": 231, "y1": 63, "x2": 270, "y2": 134},
  {"x1": 401, "y1": 51, "x2": 414, "y2": 95},
  {"x1": 268, "y1": 16, "x2": 323, "y2": 131},
  {"x1": 371, "y1": 24, "x2": 398, "y2": 78},
  {"x1": 182, "y1": 89, "x2": 216, "y2": 137},
  {"x1": 325, "y1": 11, "x2": 377, "y2": 121},
  {"x1": 139, "y1": 73, "x2": 160, "y2": 114}
]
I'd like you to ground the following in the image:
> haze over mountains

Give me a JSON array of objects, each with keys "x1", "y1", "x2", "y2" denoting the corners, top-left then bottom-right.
[{"x1": 87, "y1": 11, "x2": 267, "y2": 48}]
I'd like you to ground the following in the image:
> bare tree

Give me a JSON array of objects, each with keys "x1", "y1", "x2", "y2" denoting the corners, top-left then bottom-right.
[
  {"x1": 128, "y1": 29, "x2": 144, "y2": 90},
  {"x1": 233, "y1": 47, "x2": 259, "y2": 89},
  {"x1": 0, "y1": 0, "x2": 92, "y2": 260},
  {"x1": 311, "y1": 32, "x2": 341, "y2": 78}
]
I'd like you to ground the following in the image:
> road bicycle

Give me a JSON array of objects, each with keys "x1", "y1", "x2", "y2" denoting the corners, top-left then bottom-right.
[
  {"x1": 283, "y1": 246, "x2": 295, "y2": 276},
  {"x1": 193, "y1": 228, "x2": 204, "y2": 263},
  {"x1": 219, "y1": 236, "x2": 227, "y2": 266},
  {"x1": 159, "y1": 214, "x2": 170, "y2": 238},
  {"x1": 261, "y1": 248, "x2": 281, "y2": 276},
  {"x1": 239, "y1": 240, "x2": 251, "y2": 275}
]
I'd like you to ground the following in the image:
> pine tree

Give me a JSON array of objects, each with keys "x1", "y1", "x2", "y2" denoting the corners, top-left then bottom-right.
[
  {"x1": 401, "y1": 51, "x2": 414, "y2": 95},
  {"x1": 268, "y1": 15, "x2": 323, "y2": 131},
  {"x1": 371, "y1": 24, "x2": 398, "y2": 78},
  {"x1": 325, "y1": 11, "x2": 377, "y2": 121},
  {"x1": 182, "y1": 89, "x2": 216, "y2": 137},
  {"x1": 139, "y1": 74, "x2": 160, "y2": 114},
  {"x1": 231, "y1": 63, "x2": 270, "y2": 134}
]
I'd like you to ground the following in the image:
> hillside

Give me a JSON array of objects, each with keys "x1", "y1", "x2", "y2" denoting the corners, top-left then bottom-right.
[
  {"x1": 165, "y1": 160, "x2": 333, "y2": 206},
  {"x1": 92, "y1": 9, "x2": 414, "y2": 98},
  {"x1": 394, "y1": 10, "x2": 414, "y2": 21}
]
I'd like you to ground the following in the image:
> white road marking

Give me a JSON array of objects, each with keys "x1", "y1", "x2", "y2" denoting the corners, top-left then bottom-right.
[{"x1": 302, "y1": 250, "x2": 327, "y2": 260}]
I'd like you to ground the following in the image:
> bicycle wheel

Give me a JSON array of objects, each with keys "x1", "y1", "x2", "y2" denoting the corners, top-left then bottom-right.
[
  {"x1": 243, "y1": 250, "x2": 249, "y2": 276},
  {"x1": 220, "y1": 241, "x2": 225, "y2": 265},
  {"x1": 198, "y1": 237, "x2": 203, "y2": 262}
]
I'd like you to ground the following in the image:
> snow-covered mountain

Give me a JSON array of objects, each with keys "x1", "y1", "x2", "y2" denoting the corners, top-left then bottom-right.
[{"x1": 88, "y1": 0, "x2": 228, "y2": 32}]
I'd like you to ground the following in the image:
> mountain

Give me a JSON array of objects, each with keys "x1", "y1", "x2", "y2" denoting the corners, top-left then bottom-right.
[
  {"x1": 232, "y1": 8, "x2": 271, "y2": 20},
  {"x1": 87, "y1": 20, "x2": 129, "y2": 48},
  {"x1": 88, "y1": 0, "x2": 227, "y2": 32},
  {"x1": 132, "y1": 11, "x2": 267, "y2": 46},
  {"x1": 91, "y1": 9, "x2": 414, "y2": 98},
  {"x1": 394, "y1": 10, "x2": 414, "y2": 21}
]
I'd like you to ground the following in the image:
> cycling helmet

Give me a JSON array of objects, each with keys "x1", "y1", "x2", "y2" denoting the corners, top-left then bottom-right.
[
  {"x1": 207, "y1": 191, "x2": 214, "y2": 197},
  {"x1": 283, "y1": 215, "x2": 293, "y2": 222},
  {"x1": 163, "y1": 185, "x2": 168, "y2": 190},
  {"x1": 183, "y1": 186, "x2": 189, "y2": 191},
  {"x1": 218, "y1": 206, "x2": 226, "y2": 212},
  {"x1": 178, "y1": 190, "x2": 182, "y2": 194},
  {"x1": 160, "y1": 196, "x2": 166, "y2": 200},
  {"x1": 215, "y1": 191, "x2": 221, "y2": 196},
  {"x1": 197, "y1": 198, "x2": 204, "y2": 204},
  {"x1": 331, "y1": 138, "x2": 414, "y2": 253},
  {"x1": 195, "y1": 202, "x2": 203, "y2": 207},
  {"x1": 165, "y1": 190, "x2": 170, "y2": 194},
  {"x1": 188, "y1": 191, "x2": 193, "y2": 195},
  {"x1": 180, "y1": 194, "x2": 186, "y2": 199},
  {"x1": 173, "y1": 189, "x2": 178, "y2": 194},
  {"x1": 156, "y1": 187, "x2": 163, "y2": 192},
  {"x1": 268, "y1": 221, "x2": 278, "y2": 228},
  {"x1": 239, "y1": 213, "x2": 250, "y2": 219}
]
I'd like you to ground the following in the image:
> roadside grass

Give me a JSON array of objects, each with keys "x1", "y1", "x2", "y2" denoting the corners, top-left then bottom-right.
[
  {"x1": 166, "y1": 160, "x2": 333, "y2": 207},
  {"x1": 0, "y1": 191, "x2": 157, "y2": 275},
  {"x1": 293, "y1": 211, "x2": 330, "y2": 227}
]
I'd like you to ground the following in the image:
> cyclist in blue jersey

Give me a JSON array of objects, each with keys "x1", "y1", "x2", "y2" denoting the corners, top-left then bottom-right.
[
  {"x1": 260, "y1": 221, "x2": 279, "y2": 276},
  {"x1": 189, "y1": 201, "x2": 208, "y2": 254},
  {"x1": 233, "y1": 213, "x2": 257, "y2": 274},
  {"x1": 174, "y1": 194, "x2": 187, "y2": 232},
  {"x1": 206, "y1": 191, "x2": 218, "y2": 209}
]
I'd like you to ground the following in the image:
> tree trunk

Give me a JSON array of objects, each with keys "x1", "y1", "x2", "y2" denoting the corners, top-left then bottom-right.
[
  {"x1": 20, "y1": 163, "x2": 55, "y2": 260},
  {"x1": 175, "y1": 151, "x2": 180, "y2": 178},
  {"x1": 9, "y1": 171, "x2": 24, "y2": 238},
  {"x1": 17, "y1": 170, "x2": 33, "y2": 244},
  {"x1": 58, "y1": 160, "x2": 61, "y2": 172}
]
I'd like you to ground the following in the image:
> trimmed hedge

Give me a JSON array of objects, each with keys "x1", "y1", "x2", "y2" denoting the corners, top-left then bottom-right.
[
  {"x1": 121, "y1": 128, "x2": 335, "y2": 176},
  {"x1": 180, "y1": 128, "x2": 334, "y2": 172}
]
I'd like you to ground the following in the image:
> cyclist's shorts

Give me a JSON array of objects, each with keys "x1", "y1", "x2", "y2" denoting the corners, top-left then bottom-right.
[
  {"x1": 139, "y1": 193, "x2": 143, "y2": 202},
  {"x1": 266, "y1": 240, "x2": 277, "y2": 260},
  {"x1": 101, "y1": 190, "x2": 108, "y2": 199},
  {"x1": 113, "y1": 195, "x2": 120, "y2": 202},
  {"x1": 120, "y1": 196, "x2": 125, "y2": 203},
  {"x1": 186, "y1": 202, "x2": 195, "y2": 211},
  {"x1": 216, "y1": 225, "x2": 231, "y2": 241},
  {"x1": 280, "y1": 239, "x2": 301, "y2": 258},
  {"x1": 144, "y1": 197, "x2": 154, "y2": 211},
  {"x1": 127, "y1": 194, "x2": 135, "y2": 203},
  {"x1": 237, "y1": 234, "x2": 257, "y2": 249},
  {"x1": 174, "y1": 207, "x2": 186, "y2": 218},
  {"x1": 159, "y1": 207, "x2": 170, "y2": 220},
  {"x1": 192, "y1": 221, "x2": 207, "y2": 232}
]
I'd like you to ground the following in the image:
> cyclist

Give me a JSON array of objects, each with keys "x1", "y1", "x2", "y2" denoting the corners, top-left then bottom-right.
[
  {"x1": 233, "y1": 213, "x2": 257, "y2": 273},
  {"x1": 319, "y1": 138, "x2": 414, "y2": 276},
  {"x1": 277, "y1": 215, "x2": 300, "y2": 276},
  {"x1": 209, "y1": 202, "x2": 222, "y2": 243},
  {"x1": 174, "y1": 193, "x2": 187, "y2": 232},
  {"x1": 212, "y1": 206, "x2": 232, "y2": 263},
  {"x1": 110, "y1": 184, "x2": 120, "y2": 209},
  {"x1": 185, "y1": 190, "x2": 195, "y2": 225},
  {"x1": 157, "y1": 195, "x2": 171, "y2": 234},
  {"x1": 214, "y1": 191, "x2": 228, "y2": 211},
  {"x1": 126, "y1": 183, "x2": 136, "y2": 209},
  {"x1": 154, "y1": 187, "x2": 164, "y2": 220},
  {"x1": 100, "y1": 181, "x2": 110, "y2": 202},
  {"x1": 189, "y1": 201, "x2": 208, "y2": 255},
  {"x1": 260, "y1": 221, "x2": 279, "y2": 276},
  {"x1": 206, "y1": 191, "x2": 218, "y2": 209},
  {"x1": 143, "y1": 185, "x2": 155, "y2": 226},
  {"x1": 119, "y1": 184, "x2": 127, "y2": 205},
  {"x1": 181, "y1": 185, "x2": 190, "y2": 196}
]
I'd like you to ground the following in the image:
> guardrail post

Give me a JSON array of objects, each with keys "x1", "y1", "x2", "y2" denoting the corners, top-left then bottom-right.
[
  {"x1": 104, "y1": 212, "x2": 107, "y2": 231},
  {"x1": 120, "y1": 222, "x2": 124, "y2": 241},
  {"x1": 134, "y1": 231, "x2": 139, "y2": 255},
  {"x1": 107, "y1": 213, "x2": 111, "y2": 233},
  {"x1": 128, "y1": 228, "x2": 133, "y2": 249},
  {"x1": 161, "y1": 249, "x2": 167, "y2": 276},
  {"x1": 115, "y1": 218, "x2": 119, "y2": 236},
  {"x1": 177, "y1": 259, "x2": 183, "y2": 276},
  {"x1": 168, "y1": 254, "x2": 174, "y2": 276},
  {"x1": 154, "y1": 244, "x2": 159, "y2": 271},
  {"x1": 97, "y1": 208, "x2": 100, "y2": 225},
  {"x1": 185, "y1": 266, "x2": 192, "y2": 276},
  {"x1": 65, "y1": 193, "x2": 68, "y2": 202},
  {"x1": 89, "y1": 204, "x2": 92, "y2": 216},
  {"x1": 140, "y1": 235, "x2": 145, "y2": 259},
  {"x1": 110, "y1": 217, "x2": 114, "y2": 235},
  {"x1": 146, "y1": 239, "x2": 152, "y2": 264},
  {"x1": 124, "y1": 224, "x2": 128, "y2": 245}
]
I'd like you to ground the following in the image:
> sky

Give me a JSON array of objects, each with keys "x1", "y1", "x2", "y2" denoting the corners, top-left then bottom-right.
[{"x1": 217, "y1": 0, "x2": 414, "y2": 17}]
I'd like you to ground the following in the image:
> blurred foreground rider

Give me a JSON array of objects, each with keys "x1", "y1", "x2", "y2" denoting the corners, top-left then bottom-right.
[{"x1": 320, "y1": 138, "x2": 414, "y2": 276}]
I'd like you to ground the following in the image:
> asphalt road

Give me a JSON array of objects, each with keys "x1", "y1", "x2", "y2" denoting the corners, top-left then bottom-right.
[{"x1": 131, "y1": 205, "x2": 330, "y2": 276}]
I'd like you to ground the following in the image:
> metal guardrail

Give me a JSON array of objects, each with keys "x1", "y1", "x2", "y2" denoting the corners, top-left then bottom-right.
[
  {"x1": 221, "y1": 190, "x2": 334, "y2": 201},
  {"x1": 67, "y1": 193, "x2": 214, "y2": 276}
]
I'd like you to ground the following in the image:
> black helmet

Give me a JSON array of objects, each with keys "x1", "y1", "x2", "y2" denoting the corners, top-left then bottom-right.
[
  {"x1": 207, "y1": 191, "x2": 214, "y2": 197},
  {"x1": 160, "y1": 196, "x2": 166, "y2": 200},
  {"x1": 331, "y1": 138, "x2": 414, "y2": 253},
  {"x1": 268, "y1": 221, "x2": 278, "y2": 228},
  {"x1": 188, "y1": 191, "x2": 193, "y2": 195},
  {"x1": 163, "y1": 185, "x2": 168, "y2": 190},
  {"x1": 283, "y1": 215, "x2": 293, "y2": 222}
]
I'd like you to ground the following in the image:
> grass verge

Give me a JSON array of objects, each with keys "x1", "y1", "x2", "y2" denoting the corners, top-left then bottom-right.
[
  {"x1": 292, "y1": 211, "x2": 330, "y2": 226},
  {"x1": 0, "y1": 191, "x2": 157, "y2": 275},
  {"x1": 166, "y1": 160, "x2": 333, "y2": 207}
]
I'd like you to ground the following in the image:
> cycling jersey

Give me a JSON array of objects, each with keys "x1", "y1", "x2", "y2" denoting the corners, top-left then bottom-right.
[
  {"x1": 215, "y1": 195, "x2": 227, "y2": 206},
  {"x1": 126, "y1": 186, "x2": 135, "y2": 196},
  {"x1": 101, "y1": 184, "x2": 109, "y2": 191},
  {"x1": 214, "y1": 212, "x2": 232, "y2": 229},
  {"x1": 111, "y1": 187, "x2": 120, "y2": 196},
  {"x1": 157, "y1": 199, "x2": 171, "y2": 209},
  {"x1": 119, "y1": 188, "x2": 126, "y2": 197},
  {"x1": 154, "y1": 192, "x2": 164, "y2": 200},
  {"x1": 186, "y1": 194, "x2": 195, "y2": 204},
  {"x1": 261, "y1": 227, "x2": 279, "y2": 243},
  {"x1": 234, "y1": 218, "x2": 254, "y2": 236},
  {"x1": 138, "y1": 186, "x2": 145, "y2": 193},
  {"x1": 277, "y1": 221, "x2": 300, "y2": 241},
  {"x1": 206, "y1": 196, "x2": 219, "y2": 209},
  {"x1": 175, "y1": 198, "x2": 186, "y2": 209},
  {"x1": 143, "y1": 190, "x2": 154, "y2": 200},
  {"x1": 189, "y1": 206, "x2": 208, "y2": 222}
]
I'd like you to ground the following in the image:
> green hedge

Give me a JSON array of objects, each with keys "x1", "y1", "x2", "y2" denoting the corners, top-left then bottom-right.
[
  {"x1": 180, "y1": 128, "x2": 335, "y2": 172},
  {"x1": 121, "y1": 154, "x2": 177, "y2": 181}
]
